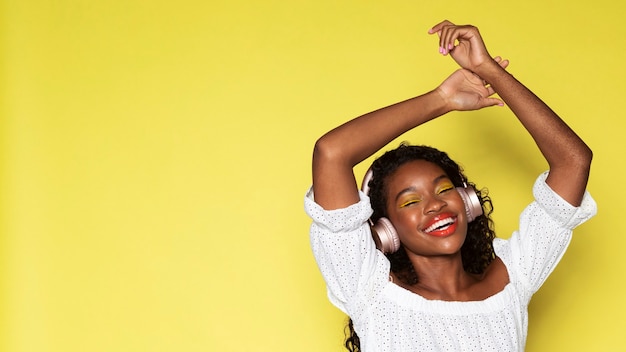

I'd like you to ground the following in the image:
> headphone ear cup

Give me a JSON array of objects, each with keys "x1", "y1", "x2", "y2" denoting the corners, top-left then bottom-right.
[
  {"x1": 362, "y1": 168, "x2": 400, "y2": 254},
  {"x1": 372, "y1": 217, "x2": 400, "y2": 254},
  {"x1": 456, "y1": 186, "x2": 483, "y2": 222}
]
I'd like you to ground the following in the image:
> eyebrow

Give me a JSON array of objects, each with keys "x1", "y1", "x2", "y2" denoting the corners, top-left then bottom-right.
[{"x1": 394, "y1": 174, "x2": 450, "y2": 202}]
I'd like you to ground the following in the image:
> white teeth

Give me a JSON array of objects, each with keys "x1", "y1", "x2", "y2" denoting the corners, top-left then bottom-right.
[{"x1": 424, "y1": 218, "x2": 455, "y2": 233}]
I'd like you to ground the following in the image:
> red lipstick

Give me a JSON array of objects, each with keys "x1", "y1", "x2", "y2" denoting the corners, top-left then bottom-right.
[{"x1": 422, "y1": 213, "x2": 458, "y2": 237}]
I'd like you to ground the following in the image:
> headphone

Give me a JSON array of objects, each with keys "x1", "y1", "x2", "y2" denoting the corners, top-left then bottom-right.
[{"x1": 361, "y1": 167, "x2": 483, "y2": 254}]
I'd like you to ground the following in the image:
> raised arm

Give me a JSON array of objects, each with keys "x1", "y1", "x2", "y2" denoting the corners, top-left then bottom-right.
[
  {"x1": 430, "y1": 21, "x2": 592, "y2": 206},
  {"x1": 312, "y1": 64, "x2": 507, "y2": 210}
]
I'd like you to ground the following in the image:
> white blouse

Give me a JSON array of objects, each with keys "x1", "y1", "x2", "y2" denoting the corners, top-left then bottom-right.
[{"x1": 305, "y1": 172, "x2": 597, "y2": 351}]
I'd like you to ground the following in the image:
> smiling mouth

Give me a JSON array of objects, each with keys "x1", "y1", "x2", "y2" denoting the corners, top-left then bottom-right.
[{"x1": 423, "y1": 217, "x2": 456, "y2": 234}]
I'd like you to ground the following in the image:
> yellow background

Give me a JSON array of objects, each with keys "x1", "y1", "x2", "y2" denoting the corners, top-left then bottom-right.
[{"x1": 1, "y1": 1, "x2": 624, "y2": 351}]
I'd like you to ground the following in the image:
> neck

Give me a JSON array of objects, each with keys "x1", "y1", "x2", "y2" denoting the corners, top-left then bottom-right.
[{"x1": 402, "y1": 252, "x2": 478, "y2": 300}]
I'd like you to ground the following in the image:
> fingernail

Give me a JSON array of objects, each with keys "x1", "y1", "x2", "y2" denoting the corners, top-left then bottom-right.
[
  {"x1": 439, "y1": 46, "x2": 443, "y2": 54},
  {"x1": 448, "y1": 43, "x2": 453, "y2": 50}
]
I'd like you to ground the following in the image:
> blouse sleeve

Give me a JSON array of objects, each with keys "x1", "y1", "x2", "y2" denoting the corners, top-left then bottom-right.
[
  {"x1": 304, "y1": 188, "x2": 390, "y2": 315},
  {"x1": 496, "y1": 171, "x2": 597, "y2": 300}
]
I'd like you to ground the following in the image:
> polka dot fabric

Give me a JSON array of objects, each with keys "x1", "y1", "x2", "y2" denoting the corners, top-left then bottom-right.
[{"x1": 305, "y1": 172, "x2": 597, "y2": 352}]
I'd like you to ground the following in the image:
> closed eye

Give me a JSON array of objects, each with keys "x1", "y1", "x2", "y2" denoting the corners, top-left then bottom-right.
[
  {"x1": 438, "y1": 186, "x2": 454, "y2": 194},
  {"x1": 400, "y1": 199, "x2": 421, "y2": 207}
]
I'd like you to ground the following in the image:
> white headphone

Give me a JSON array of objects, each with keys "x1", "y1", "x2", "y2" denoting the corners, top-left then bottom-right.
[{"x1": 361, "y1": 168, "x2": 483, "y2": 254}]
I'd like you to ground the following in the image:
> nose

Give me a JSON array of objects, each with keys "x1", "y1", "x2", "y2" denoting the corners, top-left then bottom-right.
[{"x1": 424, "y1": 196, "x2": 447, "y2": 214}]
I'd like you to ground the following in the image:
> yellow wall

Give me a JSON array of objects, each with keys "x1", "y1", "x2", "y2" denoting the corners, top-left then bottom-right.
[{"x1": 2, "y1": 1, "x2": 624, "y2": 351}]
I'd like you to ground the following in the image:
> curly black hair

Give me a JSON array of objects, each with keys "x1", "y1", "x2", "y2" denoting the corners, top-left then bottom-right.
[{"x1": 345, "y1": 143, "x2": 496, "y2": 352}]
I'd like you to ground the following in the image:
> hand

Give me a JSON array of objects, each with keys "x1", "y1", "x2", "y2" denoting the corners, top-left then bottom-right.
[
  {"x1": 429, "y1": 20, "x2": 495, "y2": 73},
  {"x1": 436, "y1": 57, "x2": 509, "y2": 111}
]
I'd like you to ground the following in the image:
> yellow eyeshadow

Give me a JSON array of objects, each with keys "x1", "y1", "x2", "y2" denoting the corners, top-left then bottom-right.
[
  {"x1": 437, "y1": 182, "x2": 454, "y2": 193},
  {"x1": 399, "y1": 198, "x2": 422, "y2": 207}
]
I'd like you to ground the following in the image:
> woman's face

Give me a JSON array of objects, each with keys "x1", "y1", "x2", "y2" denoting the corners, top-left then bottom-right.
[{"x1": 384, "y1": 159, "x2": 468, "y2": 257}]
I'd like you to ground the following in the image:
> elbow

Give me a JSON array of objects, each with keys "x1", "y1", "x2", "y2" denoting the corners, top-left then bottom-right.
[
  {"x1": 313, "y1": 133, "x2": 345, "y2": 165},
  {"x1": 569, "y1": 143, "x2": 593, "y2": 176},
  {"x1": 580, "y1": 143, "x2": 593, "y2": 171},
  {"x1": 551, "y1": 142, "x2": 593, "y2": 177}
]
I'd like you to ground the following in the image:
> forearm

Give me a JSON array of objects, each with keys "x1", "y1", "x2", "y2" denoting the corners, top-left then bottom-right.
[
  {"x1": 317, "y1": 91, "x2": 449, "y2": 166},
  {"x1": 313, "y1": 90, "x2": 450, "y2": 210},
  {"x1": 477, "y1": 63, "x2": 592, "y2": 205}
]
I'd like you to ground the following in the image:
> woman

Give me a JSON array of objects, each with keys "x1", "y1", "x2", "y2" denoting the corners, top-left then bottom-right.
[{"x1": 305, "y1": 20, "x2": 596, "y2": 351}]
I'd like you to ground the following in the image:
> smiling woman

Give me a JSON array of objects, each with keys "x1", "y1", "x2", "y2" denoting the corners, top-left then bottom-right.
[
  {"x1": 364, "y1": 145, "x2": 496, "y2": 284},
  {"x1": 305, "y1": 20, "x2": 596, "y2": 351}
]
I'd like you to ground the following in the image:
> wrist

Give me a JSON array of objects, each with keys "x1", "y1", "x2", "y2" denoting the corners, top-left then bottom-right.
[
  {"x1": 430, "y1": 88, "x2": 456, "y2": 114},
  {"x1": 473, "y1": 60, "x2": 507, "y2": 84}
]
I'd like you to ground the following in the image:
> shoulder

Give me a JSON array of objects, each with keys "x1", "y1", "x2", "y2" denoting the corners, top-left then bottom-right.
[{"x1": 305, "y1": 187, "x2": 373, "y2": 232}]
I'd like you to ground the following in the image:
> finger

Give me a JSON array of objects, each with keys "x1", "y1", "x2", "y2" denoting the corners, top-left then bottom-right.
[
  {"x1": 442, "y1": 26, "x2": 469, "y2": 55},
  {"x1": 493, "y1": 56, "x2": 510, "y2": 69},
  {"x1": 447, "y1": 25, "x2": 481, "y2": 53},
  {"x1": 430, "y1": 20, "x2": 456, "y2": 54},
  {"x1": 440, "y1": 25, "x2": 456, "y2": 55},
  {"x1": 483, "y1": 97, "x2": 505, "y2": 107},
  {"x1": 429, "y1": 20, "x2": 455, "y2": 35}
]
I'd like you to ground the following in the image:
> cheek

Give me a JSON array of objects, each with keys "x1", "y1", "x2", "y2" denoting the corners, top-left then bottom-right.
[{"x1": 388, "y1": 211, "x2": 421, "y2": 237}]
